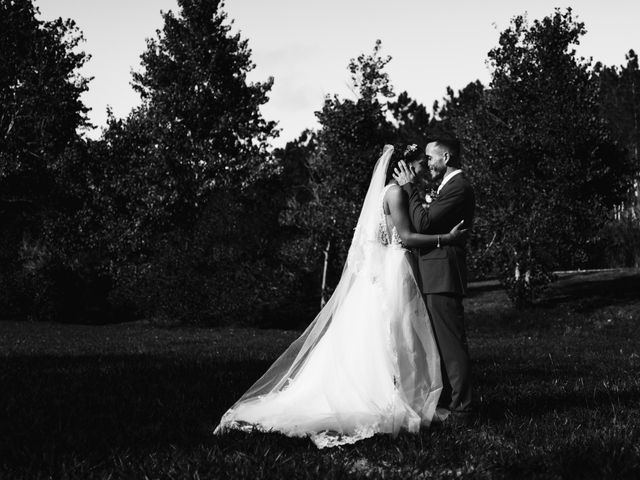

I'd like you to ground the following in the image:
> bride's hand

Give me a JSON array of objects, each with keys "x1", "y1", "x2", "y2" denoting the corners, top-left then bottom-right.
[
  {"x1": 446, "y1": 220, "x2": 469, "y2": 246},
  {"x1": 392, "y1": 160, "x2": 416, "y2": 186}
]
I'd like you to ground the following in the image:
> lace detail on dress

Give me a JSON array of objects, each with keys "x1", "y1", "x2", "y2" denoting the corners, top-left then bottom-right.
[
  {"x1": 377, "y1": 221, "x2": 403, "y2": 247},
  {"x1": 377, "y1": 184, "x2": 405, "y2": 248},
  {"x1": 311, "y1": 426, "x2": 378, "y2": 449},
  {"x1": 216, "y1": 410, "x2": 381, "y2": 449}
]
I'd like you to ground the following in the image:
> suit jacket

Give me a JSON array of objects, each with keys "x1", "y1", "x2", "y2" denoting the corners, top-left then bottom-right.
[{"x1": 402, "y1": 173, "x2": 475, "y2": 295}]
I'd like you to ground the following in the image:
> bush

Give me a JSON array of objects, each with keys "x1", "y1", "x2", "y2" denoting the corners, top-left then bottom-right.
[
  {"x1": 100, "y1": 188, "x2": 311, "y2": 327},
  {"x1": 592, "y1": 214, "x2": 640, "y2": 268}
]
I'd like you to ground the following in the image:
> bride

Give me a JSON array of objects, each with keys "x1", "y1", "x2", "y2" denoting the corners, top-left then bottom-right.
[{"x1": 214, "y1": 145, "x2": 467, "y2": 448}]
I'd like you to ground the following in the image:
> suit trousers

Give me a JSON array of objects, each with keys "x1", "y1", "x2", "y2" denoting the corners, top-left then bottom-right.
[{"x1": 424, "y1": 292, "x2": 473, "y2": 413}]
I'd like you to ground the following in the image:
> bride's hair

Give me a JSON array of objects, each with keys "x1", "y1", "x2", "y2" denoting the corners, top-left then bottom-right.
[{"x1": 384, "y1": 144, "x2": 425, "y2": 184}]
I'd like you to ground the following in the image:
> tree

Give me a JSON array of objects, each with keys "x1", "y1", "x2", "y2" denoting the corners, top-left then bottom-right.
[
  {"x1": 436, "y1": 9, "x2": 634, "y2": 306},
  {"x1": 593, "y1": 50, "x2": 640, "y2": 267},
  {"x1": 433, "y1": 81, "x2": 485, "y2": 132},
  {"x1": 86, "y1": 0, "x2": 286, "y2": 324},
  {"x1": 596, "y1": 50, "x2": 640, "y2": 217},
  {"x1": 0, "y1": 0, "x2": 91, "y2": 319},
  {"x1": 388, "y1": 90, "x2": 433, "y2": 146},
  {"x1": 279, "y1": 41, "x2": 396, "y2": 305},
  {"x1": 0, "y1": 0, "x2": 90, "y2": 194},
  {"x1": 277, "y1": 42, "x2": 441, "y2": 308},
  {"x1": 128, "y1": 0, "x2": 277, "y2": 227}
]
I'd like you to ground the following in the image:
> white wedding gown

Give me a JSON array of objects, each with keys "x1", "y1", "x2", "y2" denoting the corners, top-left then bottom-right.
[{"x1": 214, "y1": 146, "x2": 442, "y2": 448}]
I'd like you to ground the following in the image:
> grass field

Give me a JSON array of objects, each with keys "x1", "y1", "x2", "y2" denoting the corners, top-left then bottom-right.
[{"x1": 1, "y1": 270, "x2": 639, "y2": 479}]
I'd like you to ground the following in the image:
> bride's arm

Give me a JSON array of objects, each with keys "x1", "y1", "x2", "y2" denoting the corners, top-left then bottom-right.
[{"x1": 386, "y1": 184, "x2": 464, "y2": 248}]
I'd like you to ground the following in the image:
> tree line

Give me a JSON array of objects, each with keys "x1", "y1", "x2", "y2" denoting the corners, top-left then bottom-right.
[{"x1": 1, "y1": 0, "x2": 638, "y2": 325}]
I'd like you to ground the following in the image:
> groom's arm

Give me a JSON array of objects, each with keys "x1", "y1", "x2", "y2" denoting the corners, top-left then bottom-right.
[
  {"x1": 393, "y1": 160, "x2": 466, "y2": 233},
  {"x1": 402, "y1": 183, "x2": 433, "y2": 233},
  {"x1": 403, "y1": 182, "x2": 468, "y2": 234}
]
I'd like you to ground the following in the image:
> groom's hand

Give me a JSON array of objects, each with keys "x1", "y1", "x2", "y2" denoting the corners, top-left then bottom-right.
[{"x1": 392, "y1": 160, "x2": 416, "y2": 186}]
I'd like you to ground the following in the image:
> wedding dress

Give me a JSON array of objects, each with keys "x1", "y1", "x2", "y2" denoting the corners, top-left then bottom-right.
[{"x1": 214, "y1": 146, "x2": 442, "y2": 448}]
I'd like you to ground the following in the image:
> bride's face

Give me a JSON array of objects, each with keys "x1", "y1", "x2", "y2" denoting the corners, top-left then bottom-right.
[{"x1": 410, "y1": 157, "x2": 429, "y2": 183}]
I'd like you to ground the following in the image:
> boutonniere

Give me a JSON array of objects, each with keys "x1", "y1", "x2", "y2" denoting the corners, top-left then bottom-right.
[{"x1": 425, "y1": 189, "x2": 438, "y2": 206}]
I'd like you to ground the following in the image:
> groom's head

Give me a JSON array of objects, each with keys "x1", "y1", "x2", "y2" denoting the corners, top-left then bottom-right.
[{"x1": 425, "y1": 133, "x2": 461, "y2": 181}]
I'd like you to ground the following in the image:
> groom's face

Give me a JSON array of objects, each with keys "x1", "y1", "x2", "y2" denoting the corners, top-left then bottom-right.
[{"x1": 425, "y1": 142, "x2": 448, "y2": 181}]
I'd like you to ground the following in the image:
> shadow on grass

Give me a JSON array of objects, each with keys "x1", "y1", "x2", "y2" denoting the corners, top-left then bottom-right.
[
  {"x1": 0, "y1": 354, "x2": 272, "y2": 465},
  {"x1": 4, "y1": 351, "x2": 638, "y2": 461},
  {"x1": 2, "y1": 270, "x2": 639, "y2": 475},
  {"x1": 479, "y1": 387, "x2": 640, "y2": 422}
]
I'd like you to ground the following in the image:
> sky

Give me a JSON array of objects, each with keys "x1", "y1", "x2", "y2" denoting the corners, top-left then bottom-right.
[{"x1": 36, "y1": 0, "x2": 640, "y2": 147}]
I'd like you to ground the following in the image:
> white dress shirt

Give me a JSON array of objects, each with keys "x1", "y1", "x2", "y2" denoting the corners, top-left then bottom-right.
[{"x1": 437, "y1": 169, "x2": 462, "y2": 195}]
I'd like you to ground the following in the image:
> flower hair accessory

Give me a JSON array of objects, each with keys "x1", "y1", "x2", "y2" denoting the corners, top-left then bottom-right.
[{"x1": 403, "y1": 144, "x2": 418, "y2": 157}]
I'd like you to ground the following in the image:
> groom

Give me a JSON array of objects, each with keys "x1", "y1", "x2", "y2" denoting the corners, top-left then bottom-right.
[{"x1": 393, "y1": 132, "x2": 476, "y2": 422}]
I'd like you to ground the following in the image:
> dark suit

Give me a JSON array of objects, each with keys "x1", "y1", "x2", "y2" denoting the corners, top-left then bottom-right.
[{"x1": 402, "y1": 172, "x2": 475, "y2": 414}]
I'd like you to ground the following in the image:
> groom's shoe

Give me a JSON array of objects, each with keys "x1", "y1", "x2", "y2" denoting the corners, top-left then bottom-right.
[{"x1": 432, "y1": 407, "x2": 450, "y2": 425}]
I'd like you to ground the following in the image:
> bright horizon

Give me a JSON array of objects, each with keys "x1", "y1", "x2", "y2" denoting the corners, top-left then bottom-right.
[{"x1": 36, "y1": 0, "x2": 640, "y2": 147}]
